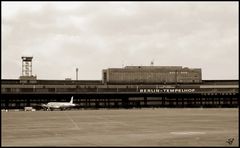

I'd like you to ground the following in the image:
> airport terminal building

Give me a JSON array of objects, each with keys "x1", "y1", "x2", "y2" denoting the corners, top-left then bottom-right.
[{"x1": 1, "y1": 57, "x2": 239, "y2": 109}]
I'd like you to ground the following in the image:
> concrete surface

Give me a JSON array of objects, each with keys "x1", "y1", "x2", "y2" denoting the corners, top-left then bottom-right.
[{"x1": 2, "y1": 108, "x2": 239, "y2": 146}]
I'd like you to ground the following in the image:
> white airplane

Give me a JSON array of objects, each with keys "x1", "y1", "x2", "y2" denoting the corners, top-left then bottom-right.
[{"x1": 41, "y1": 96, "x2": 76, "y2": 111}]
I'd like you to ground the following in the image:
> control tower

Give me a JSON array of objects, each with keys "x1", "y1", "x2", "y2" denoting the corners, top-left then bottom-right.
[
  {"x1": 19, "y1": 56, "x2": 37, "y2": 83},
  {"x1": 21, "y1": 56, "x2": 33, "y2": 76}
]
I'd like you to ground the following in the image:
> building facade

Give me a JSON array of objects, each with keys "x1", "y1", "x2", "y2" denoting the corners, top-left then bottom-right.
[{"x1": 102, "y1": 66, "x2": 202, "y2": 84}]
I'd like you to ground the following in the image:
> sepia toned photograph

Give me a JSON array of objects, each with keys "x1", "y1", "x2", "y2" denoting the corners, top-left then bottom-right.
[{"x1": 1, "y1": 1, "x2": 239, "y2": 147}]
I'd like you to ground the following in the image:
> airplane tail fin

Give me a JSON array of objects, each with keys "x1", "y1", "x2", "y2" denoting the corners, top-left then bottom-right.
[{"x1": 70, "y1": 96, "x2": 74, "y2": 104}]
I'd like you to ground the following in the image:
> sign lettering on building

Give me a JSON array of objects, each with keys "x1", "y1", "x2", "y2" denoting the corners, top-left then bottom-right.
[{"x1": 139, "y1": 88, "x2": 195, "y2": 93}]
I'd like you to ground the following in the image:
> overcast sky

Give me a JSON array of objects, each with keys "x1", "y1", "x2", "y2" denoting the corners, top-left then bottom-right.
[{"x1": 2, "y1": 2, "x2": 239, "y2": 80}]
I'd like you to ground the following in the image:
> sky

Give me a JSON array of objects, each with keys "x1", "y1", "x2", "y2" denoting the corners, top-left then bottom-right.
[{"x1": 2, "y1": 2, "x2": 239, "y2": 80}]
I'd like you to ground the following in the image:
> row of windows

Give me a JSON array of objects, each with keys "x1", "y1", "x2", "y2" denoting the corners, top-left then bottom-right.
[
  {"x1": 2, "y1": 87, "x2": 237, "y2": 93},
  {"x1": 2, "y1": 100, "x2": 237, "y2": 107}
]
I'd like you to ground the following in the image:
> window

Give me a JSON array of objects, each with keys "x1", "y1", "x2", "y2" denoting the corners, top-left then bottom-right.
[
  {"x1": 103, "y1": 72, "x2": 107, "y2": 81},
  {"x1": 181, "y1": 72, "x2": 188, "y2": 74}
]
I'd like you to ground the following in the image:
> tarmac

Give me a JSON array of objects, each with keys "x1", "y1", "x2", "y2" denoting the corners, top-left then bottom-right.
[{"x1": 2, "y1": 108, "x2": 239, "y2": 146}]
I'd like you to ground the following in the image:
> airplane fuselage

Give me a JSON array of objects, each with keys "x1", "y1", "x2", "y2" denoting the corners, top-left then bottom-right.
[{"x1": 46, "y1": 102, "x2": 76, "y2": 108}]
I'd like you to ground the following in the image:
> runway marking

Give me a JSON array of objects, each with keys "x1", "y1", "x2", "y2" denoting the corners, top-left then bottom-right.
[
  {"x1": 96, "y1": 116, "x2": 129, "y2": 126},
  {"x1": 64, "y1": 112, "x2": 80, "y2": 130},
  {"x1": 170, "y1": 131, "x2": 206, "y2": 135}
]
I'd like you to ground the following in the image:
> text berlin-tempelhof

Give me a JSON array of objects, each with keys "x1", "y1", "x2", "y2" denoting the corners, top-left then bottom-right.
[{"x1": 139, "y1": 88, "x2": 196, "y2": 93}]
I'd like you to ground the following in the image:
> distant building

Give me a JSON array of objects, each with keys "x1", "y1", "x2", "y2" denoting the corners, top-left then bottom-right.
[{"x1": 102, "y1": 66, "x2": 202, "y2": 84}]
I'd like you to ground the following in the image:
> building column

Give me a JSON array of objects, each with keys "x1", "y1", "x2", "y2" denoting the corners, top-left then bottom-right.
[{"x1": 144, "y1": 97, "x2": 147, "y2": 107}]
